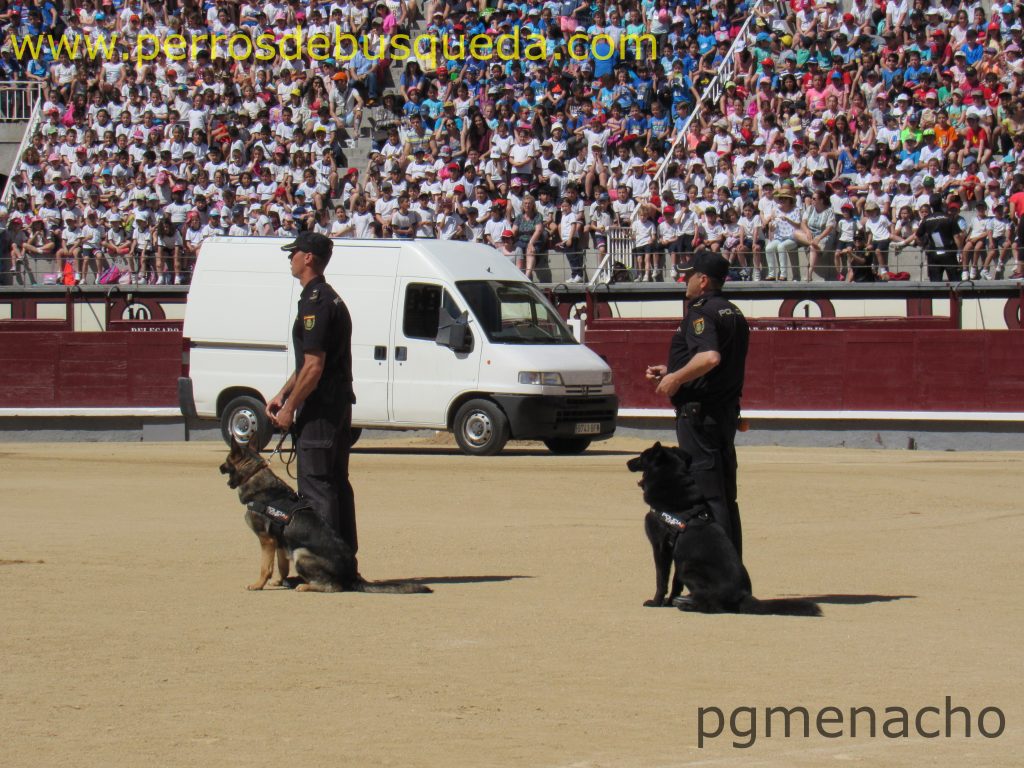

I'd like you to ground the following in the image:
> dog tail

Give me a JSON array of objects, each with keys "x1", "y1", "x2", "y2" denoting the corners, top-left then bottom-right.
[
  {"x1": 354, "y1": 579, "x2": 433, "y2": 594},
  {"x1": 740, "y1": 595, "x2": 822, "y2": 617}
]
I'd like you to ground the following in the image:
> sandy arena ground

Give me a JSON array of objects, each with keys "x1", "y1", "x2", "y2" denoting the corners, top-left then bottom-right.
[{"x1": 1, "y1": 436, "x2": 1021, "y2": 767}]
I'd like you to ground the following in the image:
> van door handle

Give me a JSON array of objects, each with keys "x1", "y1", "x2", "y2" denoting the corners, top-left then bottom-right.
[
  {"x1": 374, "y1": 346, "x2": 387, "y2": 360},
  {"x1": 395, "y1": 346, "x2": 407, "y2": 361}
]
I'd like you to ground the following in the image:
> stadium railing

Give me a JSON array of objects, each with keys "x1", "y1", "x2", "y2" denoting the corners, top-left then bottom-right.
[
  {"x1": 0, "y1": 80, "x2": 42, "y2": 123},
  {"x1": 647, "y1": 0, "x2": 788, "y2": 199},
  {"x1": 1, "y1": 81, "x2": 44, "y2": 208},
  {"x1": 581, "y1": 236, "x2": 954, "y2": 284}
]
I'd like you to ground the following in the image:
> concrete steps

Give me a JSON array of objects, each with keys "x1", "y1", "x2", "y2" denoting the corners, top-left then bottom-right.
[{"x1": 334, "y1": 17, "x2": 427, "y2": 198}]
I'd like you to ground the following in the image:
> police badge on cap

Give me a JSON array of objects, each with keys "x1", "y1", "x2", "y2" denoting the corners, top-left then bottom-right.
[{"x1": 281, "y1": 231, "x2": 334, "y2": 262}]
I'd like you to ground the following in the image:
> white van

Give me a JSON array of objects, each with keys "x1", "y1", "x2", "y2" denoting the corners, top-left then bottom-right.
[{"x1": 177, "y1": 237, "x2": 618, "y2": 455}]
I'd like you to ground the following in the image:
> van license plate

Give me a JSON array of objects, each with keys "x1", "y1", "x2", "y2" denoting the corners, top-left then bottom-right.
[{"x1": 574, "y1": 422, "x2": 600, "y2": 435}]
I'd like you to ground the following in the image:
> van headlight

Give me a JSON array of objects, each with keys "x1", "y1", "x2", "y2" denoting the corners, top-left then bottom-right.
[
  {"x1": 518, "y1": 372, "x2": 564, "y2": 386},
  {"x1": 602, "y1": 370, "x2": 613, "y2": 385}
]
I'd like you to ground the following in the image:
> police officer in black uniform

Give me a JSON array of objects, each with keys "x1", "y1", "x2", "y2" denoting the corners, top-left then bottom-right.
[
  {"x1": 266, "y1": 232, "x2": 358, "y2": 552},
  {"x1": 645, "y1": 251, "x2": 749, "y2": 558},
  {"x1": 915, "y1": 194, "x2": 965, "y2": 282}
]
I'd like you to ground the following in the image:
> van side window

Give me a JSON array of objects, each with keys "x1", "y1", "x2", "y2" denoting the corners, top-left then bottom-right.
[
  {"x1": 403, "y1": 284, "x2": 464, "y2": 340},
  {"x1": 403, "y1": 284, "x2": 442, "y2": 338}
]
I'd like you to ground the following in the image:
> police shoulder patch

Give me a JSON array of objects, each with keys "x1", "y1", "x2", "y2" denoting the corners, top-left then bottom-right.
[
  {"x1": 692, "y1": 317, "x2": 705, "y2": 335},
  {"x1": 303, "y1": 314, "x2": 315, "y2": 331}
]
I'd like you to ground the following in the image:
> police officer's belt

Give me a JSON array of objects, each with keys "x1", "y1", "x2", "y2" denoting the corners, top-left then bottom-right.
[{"x1": 679, "y1": 401, "x2": 737, "y2": 416}]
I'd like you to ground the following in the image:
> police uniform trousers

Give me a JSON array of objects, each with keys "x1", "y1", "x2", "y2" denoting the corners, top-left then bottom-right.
[
  {"x1": 926, "y1": 255, "x2": 960, "y2": 283},
  {"x1": 296, "y1": 402, "x2": 358, "y2": 553},
  {"x1": 675, "y1": 402, "x2": 743, "y2": 559}
]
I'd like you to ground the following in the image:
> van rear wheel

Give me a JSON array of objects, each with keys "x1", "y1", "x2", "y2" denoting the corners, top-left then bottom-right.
[
  {"x1": 453, "y1": 399, "x2": 509, "y2": 456},
  {"x1": 221, "y1": 395, "x2": 272, "y2": 452},
  {"x1": 543, "y1": 437, "x2": 592, "y2": 455}
]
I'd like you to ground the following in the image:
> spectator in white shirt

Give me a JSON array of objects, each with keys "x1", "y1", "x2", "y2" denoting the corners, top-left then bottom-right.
[
  {"x1": 390, "y1": 195, "x2": 421, "y2": 239},
  {"x1": 552, "y1": 198, "x2": 583, "y2": 282},
  {"x1": 129, "y1": 213, "x2": 155, "y2": 283},
  {"x1": 350, "y1": 196, "x2": 376, "y2": 238},
  {"x1": 862, "y1": 200, "x2": 893, "y2": 278},
  {"x1": 963, "y1": 200, "x2": 992, "y2": 280},
  {"x1": 483, "y1": 202, "x2": 509, "y2": 247},
  {"x1": 764, "y1": 189, "x2": 801, "y2": 281},
  {"x1": 56, "y1": 213, "x2": 85, "y2": 283},
  {"x1": 330, "y1": 206, "x2": 355, "y2": 238},
  {"x1": 631, "y1": 202, "x2": 659, "y2": 281},
  {"x1": 413, "y1": 193, "x2": 437, "y2": 238},
  {"x1": 80, "y1": 210, "x2": 106, "y2": 282},
  {"x1": 183, "y1": 212, "x2": 207, "y2": 266},
  {"x1": 436, "y1": 197, "x2": 464, "y2": 241}
]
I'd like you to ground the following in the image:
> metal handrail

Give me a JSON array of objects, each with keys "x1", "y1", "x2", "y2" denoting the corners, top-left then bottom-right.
[
  {"x1": 588, "y1": 225, "x2": 636, "y2": 286},
  {"x1": 585, "y1": 239, "x2": 958, "y2": 287},
  {"x1": 0, "y1": 80, "x2": 43, "y2": 122},
  {"x1": 1, "y1": 83, "x2": 44, "y2": 207},
  {"x1": 648, "y1": 4, "x2": 776, "y2": 197}
]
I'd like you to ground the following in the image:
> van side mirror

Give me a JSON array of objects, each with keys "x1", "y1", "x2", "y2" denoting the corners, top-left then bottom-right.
[{"x1": 436, "y1": 309, "x2": 472, "y2": 353}]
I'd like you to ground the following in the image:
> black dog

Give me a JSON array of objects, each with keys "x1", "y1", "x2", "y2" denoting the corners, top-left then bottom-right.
[
  {"x1": 220, "y1": 438, "x2": 431, "y2": 595},
  {"x1": 627, "y1": 443, "x2": 821, "y2": 616}
]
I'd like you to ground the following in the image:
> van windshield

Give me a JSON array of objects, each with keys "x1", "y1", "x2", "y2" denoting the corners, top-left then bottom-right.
[{"x1": 455, "y1": 280, "x2": 578, "y2": 345}]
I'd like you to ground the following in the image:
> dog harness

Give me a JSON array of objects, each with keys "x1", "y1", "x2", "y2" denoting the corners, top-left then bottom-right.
[
  {"x1": 247, "y1": 494, "x2": 314, "y2": 534},
  {"x1": 655, "y1": 510, "x2": 688, "y2": 530},
  {"x1": 651, "y1": 506, "x2": 711, "y2": 543}
]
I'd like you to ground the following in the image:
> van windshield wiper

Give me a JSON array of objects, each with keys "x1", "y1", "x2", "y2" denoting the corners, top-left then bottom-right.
[{"x1": 504, "y1": 319, "x2": 561, "y2": 340}]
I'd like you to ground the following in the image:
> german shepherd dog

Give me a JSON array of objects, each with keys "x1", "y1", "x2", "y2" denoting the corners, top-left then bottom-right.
[
  {"x1": 627, "y1": 443, "x2": 821, "y2": 616},
  {"x1": 220, "y1": 439, "x2": 431, "y2": 595}
]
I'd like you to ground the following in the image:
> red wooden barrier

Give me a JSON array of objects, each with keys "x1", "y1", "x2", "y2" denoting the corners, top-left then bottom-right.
[
  {"x1": 586, "y1": 326, "x2": 1024, "y2": 412},
  {"x1": 0, "y1": 325, "x2": 1020, "y2": 414},
  {"x1": 0, "y1": 331, "x2": 183, "y2": 407}
]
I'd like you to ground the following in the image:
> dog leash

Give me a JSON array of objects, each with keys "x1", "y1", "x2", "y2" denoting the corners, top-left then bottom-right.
[{"x1": 268, "y1": 430, "x2": 298, "y2": 480}]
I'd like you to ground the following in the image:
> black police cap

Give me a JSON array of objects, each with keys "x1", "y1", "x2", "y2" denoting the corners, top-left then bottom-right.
[
  {"x1": 682, "y1": 250, "x2": 730, "y2": 281},
  {"x1": 281, "y1": 231, "x2": 334, "y2": 261}
]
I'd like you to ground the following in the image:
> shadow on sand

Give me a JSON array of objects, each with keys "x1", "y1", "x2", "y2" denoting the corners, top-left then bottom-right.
[
  {"x1": 794, "y1": 594, "x2": 916, "y2": 605},
  {"x1": 375, "y1": 575, "x2": 533, "y2": 587},
  {"x1": 352, "y1": 446, "x2": 635, "y2": 457}
]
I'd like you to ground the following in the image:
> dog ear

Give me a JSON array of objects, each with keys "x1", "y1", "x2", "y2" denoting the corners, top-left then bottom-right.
[
  {"x1": 652, "y1": 442, "x2": 676, "y2": 464},
  {"x1": 653, "y1": 441, "x2": 662, "y2": 450}
]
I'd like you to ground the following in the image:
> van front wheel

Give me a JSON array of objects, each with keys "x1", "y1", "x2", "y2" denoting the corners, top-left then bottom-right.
[
  {"x1": 543, "y1": 438, "x2": 592, "y2": 455},
  {"x1": 453, "y1": 399, "x2": 509, "y2": 456},
  {"x1": 221, "y1": 395, "x2": 272, "y2": 451}
]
